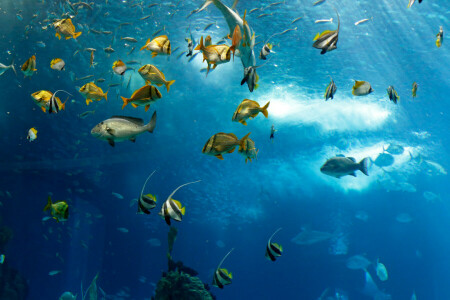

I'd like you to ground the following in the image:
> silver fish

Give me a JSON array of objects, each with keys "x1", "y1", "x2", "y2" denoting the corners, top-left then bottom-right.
[{"x1": 91, "y1": 112, "x2": 157, "y2": 147}]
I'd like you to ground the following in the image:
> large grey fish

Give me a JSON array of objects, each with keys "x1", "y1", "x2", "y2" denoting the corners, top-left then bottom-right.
[
  {"x1": 313, "y1": 9, "x2": 340, "y2": 54},
  {"x1": 291, "y1": 227, "x2": 334, "y2": 245},
  {"x1": 324, "y1": 76, "x2": 337, "y2": 100},
  {"x1": 373, "y1": 153, "x2": 394, "y2": 167},
  {"x1": 91, "y1": 112, "x2": 157, "y2": 147},
  {"x1": 346, "y1": 254, "x2": 371, "y2": 270},
  {"x1": 320, "y1": 155, "x2": 369, "y2": 178},
  {"x1": 383, "y1": 143, "x2": 404, "y2": 155}
]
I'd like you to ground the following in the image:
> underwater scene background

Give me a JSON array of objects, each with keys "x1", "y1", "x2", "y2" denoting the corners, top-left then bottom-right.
[{"x1": 0, "y1": 0, "x2": 449, "y2": 299}]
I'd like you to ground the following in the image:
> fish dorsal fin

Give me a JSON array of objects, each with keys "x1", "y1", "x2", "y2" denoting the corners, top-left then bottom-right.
[
  {"x1": 228, "y1": 133, "x2": 238, "y2": 140},
  {"x1": 318, "y1": 30, "x2": 335, "y2": 38},
  {"x1": 231, "y1": 0, "x2": 239, "y2": 11},
  {"x1": 140, "y1": 170, "x2": 156, "y2": 201},
  {"x1": 170, "y1": 198, "x2": 179, "y2": 207},
  {"x1": 354, "y1": 80, "x2": 366, "y2": 88},
  {"x1": 268, "y1": 227, "x2": 282, "y2": 243},
  {"x1": 111, "y1": 116, "x2": 144, "y2": 125},
  {"x1": 165, "y1": 180, "x2": 201, "y2": 206},
  {"x1": 217, "y1": 248, "x2": 234, "y2": 270},
  {"x1": 347, "y1": 157, "x2": 356, "y2": 162},
  {"x1": 336, "y1": 154, "x2": 345, "y2": 157},
  {"x1": 334, "y1": 8, "x2": 340, "y2": 31}
]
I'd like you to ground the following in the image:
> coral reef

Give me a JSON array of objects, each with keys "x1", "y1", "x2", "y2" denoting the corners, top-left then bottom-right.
[
  {"x1": 154, "y1": 270, "x2": 214, "y2": 300},
  {"x1": 0, "y1": 221, "x2": 28, "y2": 300},
  {"x1": 0, "y1": 265, "x2": 28, "y2": 300}
]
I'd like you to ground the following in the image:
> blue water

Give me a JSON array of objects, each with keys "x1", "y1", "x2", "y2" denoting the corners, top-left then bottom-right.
[{"x1": 0, "y1": 0, "x2": 449, "y2": 299}]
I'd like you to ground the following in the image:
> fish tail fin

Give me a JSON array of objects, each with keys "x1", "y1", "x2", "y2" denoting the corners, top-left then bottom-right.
[
  {"x1": 181, "y1": 206, "x2": 186, "y2": 215},
  {"x1": 231, "y1": 0, "x2": 239, "y2": 10},
  {"x1": 10, "y1": 59, "x2": 17, "y2": 76},
  {"x1": 261, "y1": 101, "x2": 270, "y2": 118},
  {"x1": 61, "y1": 101, "x2": 66, "y2": 111},
  {"x1": 140, "y1": 39, "x2": 150, "y2": 51},
  {"x1": 359, "y1": 158, "x2": 370, "y2": 176},
  {"x1": 238, "y1": 132, "x2": 251, "y2": 151},
  {"x1": 43, "y1": 196, "x2": 52, "y2": 212},
  {"x1": 229, "y1": 45, "x2": 236, "y2": 60},
  {"x1": 74, "y1": 32, "x2": 82, "y2": 39},
  {"x1": 121, "y1": 96, "x2": 129, "y2": 109},
  {"x1": 104, "y1": 90, "x2": 108, "y2": 101},
  {"x1": 194, "y1": 36, "x2": 204, "y2": 51},
  {"x1": 145, "y1": 111, "x2": 157, "y2": 133},
  {"x1": 166, "y1": 80, "x2": 175, "y2": 92}
]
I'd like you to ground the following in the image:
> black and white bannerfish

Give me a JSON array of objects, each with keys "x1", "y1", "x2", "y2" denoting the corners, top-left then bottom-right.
[
  {"x1": 324, "y1": 76, "x2": 337, "y2": 100},
  {"x1": 158, "y1": 180, "x2": 201, "y2": 225},
  {"x1": 387, "y1": 86, "x2": 400, "y2": 104},
  {"x1": 259, "y1": 42, "x2": 273, "y2": 60},
  {"x1": 49, "y1": 90, "x2": 72, "y2": 114},
  {"x1": 213, "y1": 248, "x2": 234, "y2": 289},
  {"x1": 313, "y1": 8, "x2": 340, "y2": 54},
  {"x1": 138, "y1": 170, "x2": 157, "y2": 214},
  {"x1": 265, "y1": 228, "x2": 283, "y2": 261},
  {"x1": 241, "y1": 66, "x2": 259, "y2": 92},
  {"x1": 185, "y1": 38, "x2": 194, "y2": 56},
  {"x1": 259, "y1": 33, "x2": 278, "y2": 60}
]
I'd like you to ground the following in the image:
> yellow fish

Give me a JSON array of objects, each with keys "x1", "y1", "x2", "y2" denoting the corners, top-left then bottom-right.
[
  {"x1": 436, "y1": 26, "x2": 443, "y2": 48},
  {"x1": 138, "y1": 64, "x2": 175, "y2": 92},
  {"x1": 50, "y1": 58, "x2": 65, "y2": 71},
  {"x1": 140, "y1": 35, "x2": 171, "y2": 58},
  {"x1": 31, "y1": 90, "x2": 66, "y2": 113},
  {"x1": 21, "y1": 55, "x2": 37, "y2": 77},
  {"x1": 239, "y1": 137, "x2": 258, "y2": 163},
  {"x1": 194, "y1": 36, "x2": 231, "y2": 75},
  {"x1": 112, "y1": 60, "x2": 127, "y2": 75},
  {"x1": 202, "y1": 132, "x2": 251, "y2": 160},
  {"x1": 352, "y1": 80, "x2": 374, "y2": 96},
  {"x1": 232, "y1": 99, "x2": 270, "y2": 125},
  {"x1": 53, "y1": 18, "x2": 82, "y2": 40},
  {"x1": 79, "y1": 82, "x2": 108, "y2": 105},
  {"x1": 27, "y1": 127, "x2": 38, "y2": 142},
  {"x1": 121, "y1": 85, "x2": 162, "y2": 111},
  {"x1": 43, "y1": 196, "x2": 69, "y2": 223}
]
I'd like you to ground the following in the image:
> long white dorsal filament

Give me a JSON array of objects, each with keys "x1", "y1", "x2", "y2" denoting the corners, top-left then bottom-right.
[{"x1": 140, "y1": 170, "x2": 156, "y2": 200}]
